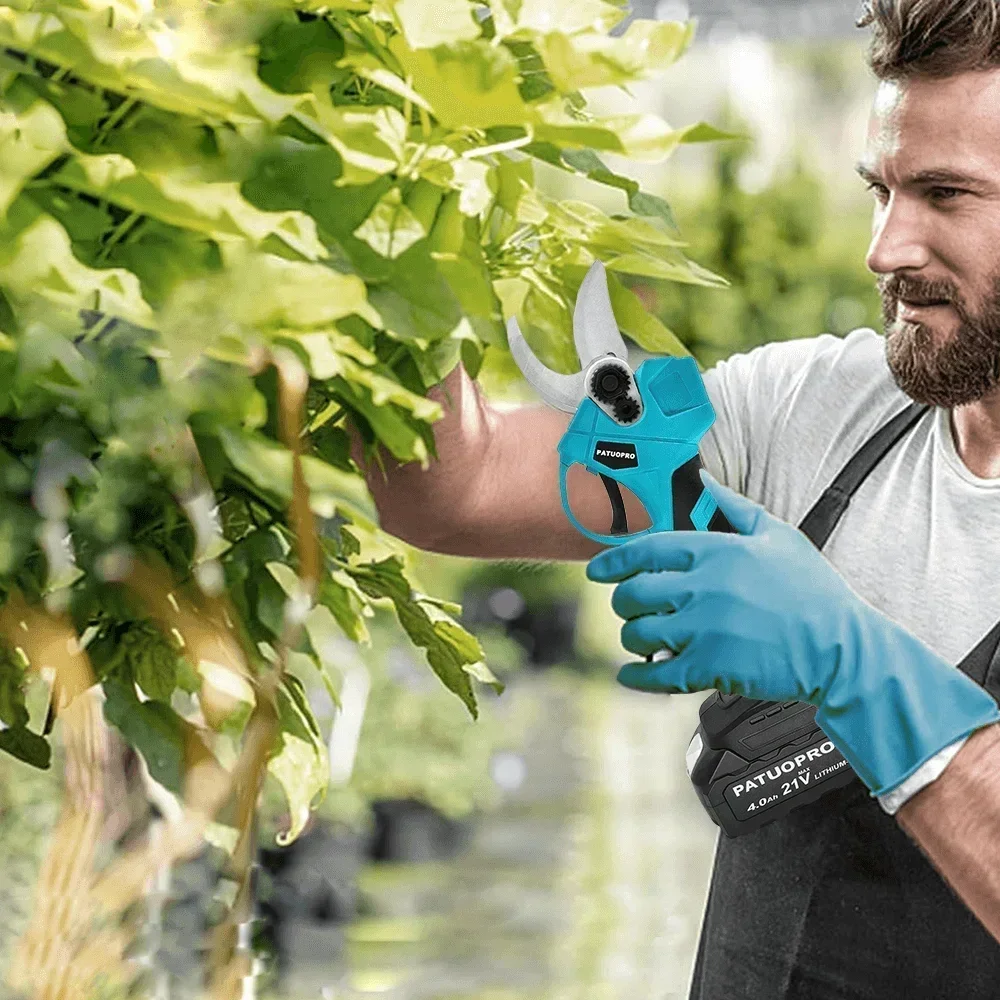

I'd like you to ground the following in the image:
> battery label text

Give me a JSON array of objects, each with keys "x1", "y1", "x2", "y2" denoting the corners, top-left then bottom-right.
[{"x1": 723, "y1": 739, "x2": 851, "y2": 822}]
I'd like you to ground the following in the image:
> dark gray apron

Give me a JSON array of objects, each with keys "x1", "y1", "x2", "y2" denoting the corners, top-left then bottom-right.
[{"x1": 688, "y1": 402, "x2": 1000, "y2": 1000}]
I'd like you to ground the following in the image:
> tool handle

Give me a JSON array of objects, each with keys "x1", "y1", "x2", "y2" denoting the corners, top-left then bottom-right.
[
  {"x1": 559, "y1": 452, "x2": 737, "y2": 544},
  {"x1": 672, "y1": 453, "x2": 738, "y2": 535},
  {"x1": 647, "y1": 455, "x2": 736, "y2": 663}
]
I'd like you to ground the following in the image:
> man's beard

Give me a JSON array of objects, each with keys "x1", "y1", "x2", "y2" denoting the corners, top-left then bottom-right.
[{"x1": 879, "y1": 273, "x2": 1000, "y2": 407}]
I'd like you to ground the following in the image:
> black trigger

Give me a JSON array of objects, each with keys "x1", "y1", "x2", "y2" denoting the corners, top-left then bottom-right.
[{"x1": 599, "y1": 474, "x2": 629, "y2": 535}]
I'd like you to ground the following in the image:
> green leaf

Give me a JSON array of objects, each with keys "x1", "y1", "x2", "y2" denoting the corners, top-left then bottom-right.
[
  {"x1": 257, "y1": 16, "x2": 346, "y2": 94},
  {"x1": 126, "y1": 623, "x2": 179, "y2": 702},
  {"x1": 304, "y1": 103, "x2": 405, "y2": 187},
  {"x1": 213, "y1": 248, "x2": 382, "y2": 331},
  {"x1": 339, "y1": 353, "x2": 441, "y2": 420},
  {"x1": 558, "y1": 148, "x2": 678, "y2": 229},
  {"x1": 97, "y1": 221, "x2": 224, "y2": 311},
  {"x1": 501, "y1": 0, "x2": 626, "y2": 36},
  {"x1": 463, "y1": 658, "x2": 504, "y2": 693},
  {"x1": 216, "y1": 426, "x2": 378, "y2": 523},
  {"x1": 339, "y1": 524, "x2": 362, "y2": 558},
  {"x1": 628, "y1": 190, "x2": 678, "y2": 230},
  {"x1": 269, "y1": 674, "x2": 329, "y2": 845},
  {"x1": 605, "y1": 251, "x2": 728, "y2": 287},
  {"x1": 0, "y1": 724, "x2": 51, "y2": 769},
  {"x1": 534, "y1": 110, "x2": 712, "y2": 162},
  {"x1": 392, "y1": 0, "x2": 481, "y2": 48},
  {"x1": 347, "y1": 556, "x2": 488, "y2": 717},
  {"x1": 388, "y1": 36, "x2": 530, "y2": 129},
  {"x1": 336, "y1": 48, "x2": 434, "y2": 112},
  {"x1": 319, "y1": 568, "x2": 372, "y2": 645},
  {"x1": 0, "y1": 6, "x2": 301, "y2": 126},
  {"x1": 606, "y1": 269, "x2": 688, "y2": 356},
  {"x1": 434, "y1": 251, "x2": 503, "y2": 324},
  {"x1": 544, "y1": 199, "x2": 684, "y2": 254},
  {"x1": 353, "y1": 186, "x2": 427, "y2": 259},
  {"x1": 534, "y1": 19, "x2": 695, "y2": 92},
  {"x1": 330, "y1": 374, "x2": 433, "y2": 464},
  {"x1": 241, "y1": 147, "x2": 465, "y2": 342},
  {"x1": 266, "y1": 560, "x2": 303, "y2": 601},
  {"x1": 0, "y1": 95, "x2": 70, "y2": 217},
  {"x1": 510, "y1": 273, "x2": 578, "y2": 374},
  {"x1": 103, "y1": 675, "x2": 190, "y2": 793},
  {"x1": 0, "y1": 212, "x2": 153, "y2": 326},
  {"x1": 49, "y1": 153, "x2": 328, "y2": 261},
  {"x1": 678, "y1": 122, "x2": 747, "y2": 144},
  {"x1": 0, "y1": 649, "x2": 29, "y2": 729},
  {"x1": 255, "y1": 566, "x2": 288, "y2": 639}
]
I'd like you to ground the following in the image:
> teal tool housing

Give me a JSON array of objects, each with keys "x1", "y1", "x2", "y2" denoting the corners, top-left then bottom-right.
[{"x1": 558, "y1": 355, "x2": 723, "y2": 545}]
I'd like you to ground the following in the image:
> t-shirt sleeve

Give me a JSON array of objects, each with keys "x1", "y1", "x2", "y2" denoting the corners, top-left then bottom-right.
[
  {"x1": 698, "y1": 329, "x2": 903, "y2": 519},
  {"x1": 700, "y1": 335, "x2": 841, "y2": 495}
]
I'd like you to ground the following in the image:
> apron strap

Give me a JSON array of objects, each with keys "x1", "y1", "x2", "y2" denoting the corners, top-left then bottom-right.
[
  {"x1": 795, "y1": 399, "x2": 1000, "y2": 697},
  {"x1": 798, "y1": 402, "x2": 930, "y2": 548},
  {"x1": 956, "y1": 618, "x2": 1000, "y2": 700}
]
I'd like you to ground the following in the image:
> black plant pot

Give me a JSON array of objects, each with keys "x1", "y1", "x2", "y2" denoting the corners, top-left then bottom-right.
[
  {"x1": 256, "y1": 822, "x2": 367, "y2": 983},
  {"x1": 368, "y1": 798, "x2": 472, "y2": 863}
]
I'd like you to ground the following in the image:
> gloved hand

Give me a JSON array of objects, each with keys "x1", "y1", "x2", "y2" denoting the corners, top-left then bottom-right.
[{"x1": 586, "y1": 470, "x2": 1000, "y2": 797}]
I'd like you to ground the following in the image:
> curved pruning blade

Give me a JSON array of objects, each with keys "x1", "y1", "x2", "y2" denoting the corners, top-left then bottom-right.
[
  {"x1": 506, "y1": 317, "x2": 586, "y2": 413},
  {"x1": 573, "y1": 260, "x2": 629, "y2": 366}
]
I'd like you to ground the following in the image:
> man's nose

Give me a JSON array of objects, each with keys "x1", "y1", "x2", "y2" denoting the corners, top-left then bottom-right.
[{"x1": 865, "y1": 196, "x2": 932, "y2": 275}]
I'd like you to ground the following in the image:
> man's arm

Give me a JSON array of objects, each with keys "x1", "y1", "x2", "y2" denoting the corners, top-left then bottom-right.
[
  {"x1": 351, "y1": 361, "x2": 643, "y2": 560},
  {"x1": 896, "y1": 722, "x2": 1000, "y2": 943}
]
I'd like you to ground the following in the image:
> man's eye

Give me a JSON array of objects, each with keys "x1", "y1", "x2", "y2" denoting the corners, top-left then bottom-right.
[
  {"x1": 930, "y1": 186, "x2": 963, "y2": 201},
  {"x1": 866, "y1": 181, "x2": 889, "y2": 201}
]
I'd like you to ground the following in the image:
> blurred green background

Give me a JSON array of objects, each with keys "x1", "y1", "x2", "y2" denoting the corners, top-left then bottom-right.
[{"x1": 0, "y1": 30, "x2": 884, "y2": 1000}]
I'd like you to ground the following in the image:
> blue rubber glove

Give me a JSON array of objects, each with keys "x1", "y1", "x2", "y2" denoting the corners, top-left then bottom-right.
[{"x1": 586, "y1": 471, "x2": 1000, "y2": 797}]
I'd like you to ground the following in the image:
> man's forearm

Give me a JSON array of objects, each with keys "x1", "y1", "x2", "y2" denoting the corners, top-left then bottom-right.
[
  {"x1": 350, "y1": 362, "x2": 495, "y2": 549},
  {"x1": 897, "y1": 722, "x2": 1000, "y2": 942},
  {"x1": 352, "y1": 361, "x2": 621, "y2": 560}
]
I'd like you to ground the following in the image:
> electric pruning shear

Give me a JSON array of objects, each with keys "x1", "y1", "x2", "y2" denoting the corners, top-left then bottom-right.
[
  {"x1": 506, "y1": 259, "x2": 736, "y2": 548},
  {"x1": 507, "y1": 260, "x2": 861, "y2": 838}
]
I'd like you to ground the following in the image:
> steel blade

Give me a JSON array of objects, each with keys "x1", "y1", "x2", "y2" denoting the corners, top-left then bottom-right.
[
  {"x1": 506, "y1": 317, "x2": 586, "y2": 413},
  {"x1": 573, "y1": 260, "x2": 629, "y2": 366}
]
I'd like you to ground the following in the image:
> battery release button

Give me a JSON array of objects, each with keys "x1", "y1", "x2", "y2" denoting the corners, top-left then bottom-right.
[{"x1": 711, "y1": 751, "x2": 748, "y2": 781}]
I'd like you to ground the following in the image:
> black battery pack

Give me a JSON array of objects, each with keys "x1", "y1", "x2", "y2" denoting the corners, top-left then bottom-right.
[{"x1": 686, "y1": 692, "x2": 858, "y2": 837}]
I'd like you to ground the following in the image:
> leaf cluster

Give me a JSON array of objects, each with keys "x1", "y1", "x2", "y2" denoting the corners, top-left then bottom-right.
[{"x1": 0, "y1": 0, "x2": 727, "y2": 838}]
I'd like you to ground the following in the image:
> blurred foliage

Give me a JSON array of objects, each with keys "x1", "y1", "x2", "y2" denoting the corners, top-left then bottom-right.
[
  {"x1": 0, "y1": 1, "x2": 738, "y2": 988},
  {"x1": 318, "y1": 667, "x2": 520, "y2": 824},
  {"x1": 641, "y1": 136, "x2": 880, "y2": 368},
  {"x1": 0, "y1": 0, "x2": 731, "y2": 858},
  {"x1": 256, "y1": 610, "x2": 530, "y2": 837},
  {"x1": 456, "y1": 559, "x2": 580, "y2": 611},
  {"x1": 778, "y1": 40, "x2": 872, "y2": 107},
  {"x1": 0, "y1": 751, "x2": 61, "y2": 976},
  {"x1": 409, "y1": 549, "x2": 616, "y2": 671}
]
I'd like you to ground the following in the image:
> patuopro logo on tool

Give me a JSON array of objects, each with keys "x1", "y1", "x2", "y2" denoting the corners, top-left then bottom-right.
[{"x1": 593, "y1": 440, "x2": 638, "y2": 470}]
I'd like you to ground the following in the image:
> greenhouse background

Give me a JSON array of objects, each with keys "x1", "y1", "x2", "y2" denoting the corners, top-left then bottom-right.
[{"x1": 0, "y1": 3, "x2": 888, "y2": 999}]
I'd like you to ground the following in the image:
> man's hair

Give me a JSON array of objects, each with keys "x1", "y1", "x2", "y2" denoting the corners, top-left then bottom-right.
[{"x1": 858, "y1": 0, "x2": 1000, "y2": 79}]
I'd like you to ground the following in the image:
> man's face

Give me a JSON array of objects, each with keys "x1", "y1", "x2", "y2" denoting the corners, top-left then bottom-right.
[{"x1": 861, "y1": 70, "x2": 1000, "y2": 407}]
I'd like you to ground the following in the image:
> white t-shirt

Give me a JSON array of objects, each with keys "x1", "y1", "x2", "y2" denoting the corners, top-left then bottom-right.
[{"x1": 699, "y1": 327, "x2": 1000, "y2": 809}]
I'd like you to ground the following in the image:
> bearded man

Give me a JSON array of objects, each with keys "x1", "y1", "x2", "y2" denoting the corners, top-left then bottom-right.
[{"x1": 356, "y1": 1, "x2": 1000, "y2": 996}]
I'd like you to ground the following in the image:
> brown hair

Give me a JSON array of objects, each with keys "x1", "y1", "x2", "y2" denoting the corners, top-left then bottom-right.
[{"x1": 858, "y1": 0, "x2": 1000, "y2": 79}]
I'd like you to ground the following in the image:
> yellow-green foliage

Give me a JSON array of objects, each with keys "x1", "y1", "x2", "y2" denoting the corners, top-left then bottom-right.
[{"x1": 0, "y1": 0, "x2": 727, "y2": 832}]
